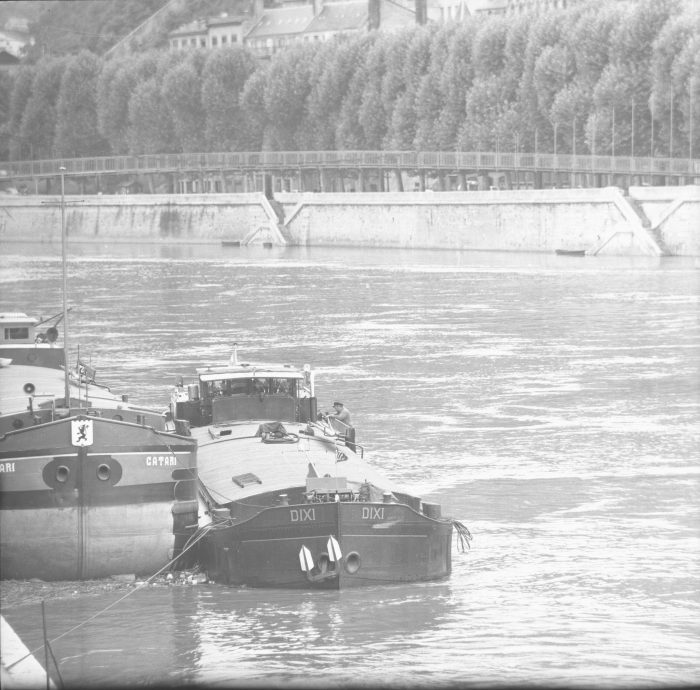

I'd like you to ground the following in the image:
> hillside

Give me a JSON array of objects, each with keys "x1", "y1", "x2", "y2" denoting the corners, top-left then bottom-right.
[{"x1": 17, "y1": 0, "x2": 251, "y2": 61}]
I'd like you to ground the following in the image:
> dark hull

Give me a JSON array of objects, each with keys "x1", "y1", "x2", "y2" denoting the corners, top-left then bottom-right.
[
  {"x1": 203, "y1": 500, "x2": 453, "y2": 589},
  {"x1": 0, "y1": 415, "x2": 198, "y2": 581}
]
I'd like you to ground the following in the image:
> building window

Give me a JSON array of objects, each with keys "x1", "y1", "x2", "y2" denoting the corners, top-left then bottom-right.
[
  {"x1": 232, "y1": 34, "x2": 237, "y2": 42},
  {"x1": 200, "y1": 38, "x2": 206, "y2": 47},
  {"x1": 222, "y1": 35, "x2": 227, "y2": 43},
  {"x1": 212, "y1": 36, "x2": 218, "y2": 46}
]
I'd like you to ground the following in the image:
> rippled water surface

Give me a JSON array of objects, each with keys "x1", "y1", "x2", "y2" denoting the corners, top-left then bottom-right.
[{"x1": 1, "y1": 243, "x2": 699, "y2": 687}]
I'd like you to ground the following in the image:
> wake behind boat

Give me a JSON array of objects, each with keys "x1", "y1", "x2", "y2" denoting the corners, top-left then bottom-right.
[
  {"x1": 171, "y1": 345, "x2": 471, "y2": 589},
  {"x1": 0, "y1": 312, "x2": 198, "y2": 581}
]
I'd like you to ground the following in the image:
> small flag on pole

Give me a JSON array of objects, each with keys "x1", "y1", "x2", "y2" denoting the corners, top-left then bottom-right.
[{"x1": 77, "y1": 359, "x2": 96, "y2": 382}]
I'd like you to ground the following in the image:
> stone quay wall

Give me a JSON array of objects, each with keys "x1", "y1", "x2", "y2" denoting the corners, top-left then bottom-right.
[
  {"x1": 277, "y1": 186, "x2": 700, "y2": 257},
  {"x1": 0, "y1": 186, "x2": 698, "y2": 256},
  {"x1": 0, "y1": 194, "x2": 282, "y2": 245}
]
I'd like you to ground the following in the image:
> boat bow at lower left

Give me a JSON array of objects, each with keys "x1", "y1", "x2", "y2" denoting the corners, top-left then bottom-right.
[{"x1": 0, "y1": 415, "x2": 197, "y2": 581}]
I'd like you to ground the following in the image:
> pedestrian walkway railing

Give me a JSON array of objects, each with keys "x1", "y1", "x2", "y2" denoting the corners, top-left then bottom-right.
[{"x1": 2, "y1": 150, "x2": 699, "y2": 179}]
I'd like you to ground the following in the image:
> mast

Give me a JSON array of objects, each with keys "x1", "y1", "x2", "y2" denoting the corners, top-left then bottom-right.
[{"x1": 60, "y1": 166, "x2": 70, "y2": 407}]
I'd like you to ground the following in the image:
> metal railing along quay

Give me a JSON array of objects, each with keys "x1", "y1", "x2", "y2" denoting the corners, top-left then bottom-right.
[{"x1": 2, "y1": 150, "x2": 699, "y2": 180}]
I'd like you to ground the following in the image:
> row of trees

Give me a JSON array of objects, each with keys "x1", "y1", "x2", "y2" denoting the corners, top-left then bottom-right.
[{"x1": 2, "y1": 0, "x2": 698, "y2": 162}]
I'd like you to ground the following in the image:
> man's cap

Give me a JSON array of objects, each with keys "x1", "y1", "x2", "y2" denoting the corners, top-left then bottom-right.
[{"x1": 333, "y1": 401, "x2": 343, "y2": 407}]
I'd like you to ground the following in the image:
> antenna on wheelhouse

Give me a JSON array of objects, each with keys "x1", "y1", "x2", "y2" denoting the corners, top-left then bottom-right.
[{"x1": 59, "y1": 165, "x2": 70, "y2": 408}]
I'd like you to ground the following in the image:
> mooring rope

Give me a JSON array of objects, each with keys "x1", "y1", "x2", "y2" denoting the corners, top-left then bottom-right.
[
  {"x1": 453, "y1": 520, "x2": 473, "y2": 552},
  {"x1": 5, "y1": 524, "x2": 213, "y2": 672}
]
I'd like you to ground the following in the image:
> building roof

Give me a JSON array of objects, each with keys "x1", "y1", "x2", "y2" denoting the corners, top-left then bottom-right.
[
  {"x1": 305, "y1": 0, "x2": 368, "y2": 33},
  {"x1": 208, "y1": 14, "x2": 248, "y2": 26},
  {"x1": 0, "y1": 27, "x2": 30, "y2": 43},
  {"x1": 245, "y1": 4, "x2": 316, "y2": 39},
  {"x1": 0, "y1": 49, "x2": 20, "y2": 65},
  {"x1": 169, "y1": 19, "x2": 207, "y2": 37},
  {"x1": 465, "y1": 0, "x2": 508, "y2": 12}
]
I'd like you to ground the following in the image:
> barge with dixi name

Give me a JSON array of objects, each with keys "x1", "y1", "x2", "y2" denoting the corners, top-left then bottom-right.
[
  {"x1": 172, "y1": 345, "x2": 471, "y2": 589},
  {"x1": 0, "y1": 312, "x2": 198, "y2": 581}
]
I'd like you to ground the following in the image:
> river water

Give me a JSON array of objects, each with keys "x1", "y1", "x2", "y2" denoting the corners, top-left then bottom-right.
[{"x1": 1, "y1": 243, "x2": 699, "y2": 688}]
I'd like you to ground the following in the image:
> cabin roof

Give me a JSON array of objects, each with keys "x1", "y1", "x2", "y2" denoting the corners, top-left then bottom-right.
[
  {"x1": 197, "y1": 363, "x2": 305, "y2": 380},
  {"x1": 0, "y1": 312, "x2": 35, "y2": 325}
]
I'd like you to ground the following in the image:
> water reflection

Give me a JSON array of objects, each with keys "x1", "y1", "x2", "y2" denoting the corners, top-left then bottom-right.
[{"x1": 191, "y1": 583, "x2": 454, "y2": 685}]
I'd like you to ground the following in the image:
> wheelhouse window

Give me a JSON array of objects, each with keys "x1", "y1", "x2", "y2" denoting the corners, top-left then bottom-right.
[
  {"x1": 4, "y1": 327, "x2": 29, "y2": 340},
  {"x1": 203, "y1": 377, "x2": 297, "y2": 398}
]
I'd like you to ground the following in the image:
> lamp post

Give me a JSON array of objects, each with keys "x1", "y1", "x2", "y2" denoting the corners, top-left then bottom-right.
[
  {"x1": 60, "y1": 166, "x2": 70, "y2": 407},
  {"x1": 631, "y1": 102, "x2": 635, "y2": 157},
  {"x1": 690, "y1": 78, "x2": 694, "y2": 162},
  {"x1": 650, "y1": 108, "x2": 654, "y2": 182},
  {"x1": 670, "y1": 90, "x2": 674, "y2": 157},
  {"x1": 612, "y1": 105, "x2": 615, "y2": 157},
  {"x1": 592, "y1": 114, "x2": 596, "y2": 156}
]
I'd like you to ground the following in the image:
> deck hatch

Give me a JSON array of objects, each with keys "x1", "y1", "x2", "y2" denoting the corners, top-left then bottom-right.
[{"x1": 232, "y1": 472, "x2": 262, "y2": 488}]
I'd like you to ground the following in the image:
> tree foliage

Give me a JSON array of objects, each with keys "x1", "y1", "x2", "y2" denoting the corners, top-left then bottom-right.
[
  {"x1": 5, "y1": 0, "x2": 699, "y2": 162},
  {"x1": 19, "y1": 58, "x2": 67, "y2": 159},
  {"x1": 202, "y1": 47, "x2": 256, "y2": 151},
  {"x1": 54, "y1": 51, "x2": 107, "y2": 158}
]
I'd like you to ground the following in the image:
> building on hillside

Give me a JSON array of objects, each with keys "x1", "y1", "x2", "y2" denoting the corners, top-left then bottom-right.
[
  {"x1": 168, "y1": 15, "x2": 249, "y2": 49},
  {"x1": 0, "y1": 48, "x2": 20, "y2": 71},
  {"x1": 0, "y1": 26, "x2": 32, "y2": 57},
  {"x1": 506, "y1": 0, "x2": 577, "y2": 13},
  {"x1": 208, "y1": 14, "x2": 249, "y2": 46},
  {"x1": 5, "y1": 17, "x2": 30, "y2": 32},
  {"x1": 302, "y1": 0, "x2": 371, "y2": 42},
  {"x1": 434, "y1": 0, "x2": 580, "y2": 20},
  {"x1": 168, "y1": 19, "x2": 208, "y2": 49},
  {"x1": 463, "y1": 0, "x2": 507, "y2": 14},
  {"x1": 169, "y1": 0, "x2": 426, "y2": 58},
  {"x1": 431, "y1": 0, "x2": 468, "y2": 22},
  {"x1": 166, "y1": 0, "x2": 585, "y2": 55},
  {"x1": 245, "y1": 2, "x2": 316, "y2": 55}
]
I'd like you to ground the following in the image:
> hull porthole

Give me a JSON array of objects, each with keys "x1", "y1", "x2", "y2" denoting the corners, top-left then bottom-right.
[
  {"x1": 97, "y1": 464, "x2": 111, "y2": 481},
  {"x1": 56, "y1": 465, "x2": 70, "y2": 483},
  {"x1": 344, "y1": 552, "x2": 361, "y2": 574}
]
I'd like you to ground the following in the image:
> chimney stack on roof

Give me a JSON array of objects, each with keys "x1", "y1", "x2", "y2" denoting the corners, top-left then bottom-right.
[
  {"x1": 368, "y1": 0, "x2": 381, "y2": 30},
  {"x1": 415, "y1": 0, "x2": 427, "y2": 24}
]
